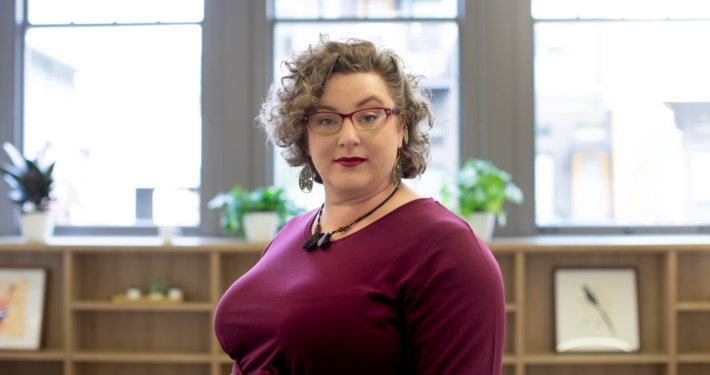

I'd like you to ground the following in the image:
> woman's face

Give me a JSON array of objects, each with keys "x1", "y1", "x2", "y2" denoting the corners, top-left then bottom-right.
[{"x1": 306, "y1": 72, "x2": 404, "y2": 198}]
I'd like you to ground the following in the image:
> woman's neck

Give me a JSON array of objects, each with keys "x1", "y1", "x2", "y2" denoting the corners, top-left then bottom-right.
[{"x1": 314, "y1": 183, "x2": 420, "y2": 236}]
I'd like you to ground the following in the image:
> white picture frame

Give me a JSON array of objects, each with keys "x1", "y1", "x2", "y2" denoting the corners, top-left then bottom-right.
[
  {"x1": 554, "y1": 267, "x2": 640, "y2": 353},
  {"x1": 0, "y1": 268, "x2": 47, "y2": 350}
]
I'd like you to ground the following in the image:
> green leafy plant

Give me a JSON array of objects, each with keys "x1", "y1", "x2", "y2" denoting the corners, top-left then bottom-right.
[
  {"x1": 208, "y1": 185, "x2": 300, "y2": 237},
  {"x1": 0, "y1": 142, "x2": 55, "y2": 213},
  {"x1": 441, "y1": 158, "x2": 523, "y2": 226},
  {"x1": 149, "y1": 278, "x2": 167, "y2": 295}
]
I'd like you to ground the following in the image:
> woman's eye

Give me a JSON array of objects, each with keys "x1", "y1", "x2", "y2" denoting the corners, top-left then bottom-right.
[
  {"x1": 359, "y1": 113, "x2": 379, "y2": 123},
  {"x1": 317, "y1": 118, "x2": 338, "y2": 126}
]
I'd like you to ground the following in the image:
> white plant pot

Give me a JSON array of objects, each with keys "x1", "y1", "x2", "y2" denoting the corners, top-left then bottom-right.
[
  {"x1": 20, "y1": 212, "x2": 55, "y2": 243},
  {"x1": 465, "y1": 212, "x2": 496, "y2": 242},
  {"x1": 243, "y1": 212, "x2": 279, "y2": 243}
]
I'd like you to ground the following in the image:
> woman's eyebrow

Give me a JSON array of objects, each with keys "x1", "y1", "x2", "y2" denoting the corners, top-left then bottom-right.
[
  {"x1": 317, "y1": 96, "x2": 385, "y2": 112},
  {"x1": 356, "y1": 96, "x2": 384, "y2": 108}
]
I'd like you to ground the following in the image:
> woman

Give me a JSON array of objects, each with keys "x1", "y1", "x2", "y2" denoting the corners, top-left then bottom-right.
[{"x1": 214, "y1": 37, "x2": 506, "y2": 375}]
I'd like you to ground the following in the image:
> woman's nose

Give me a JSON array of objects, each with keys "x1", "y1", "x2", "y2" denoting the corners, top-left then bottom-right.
[{"x1": 338, "y1": 116, "x2": 360, "y2": 146}]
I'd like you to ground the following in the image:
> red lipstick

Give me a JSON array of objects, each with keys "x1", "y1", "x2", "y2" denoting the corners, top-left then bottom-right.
[{"x1": 335, "y1": 157, "x2": 366, "y2": 167}]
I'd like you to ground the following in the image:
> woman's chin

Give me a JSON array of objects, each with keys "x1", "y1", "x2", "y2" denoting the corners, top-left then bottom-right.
[{"x1": 326, "y1": 179, "x2": 371, "y2": 196}]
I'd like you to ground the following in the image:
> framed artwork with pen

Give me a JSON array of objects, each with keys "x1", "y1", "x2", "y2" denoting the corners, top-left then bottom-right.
[{"x1": 553, "y1": 267, "x2": 640, "y2": 353}]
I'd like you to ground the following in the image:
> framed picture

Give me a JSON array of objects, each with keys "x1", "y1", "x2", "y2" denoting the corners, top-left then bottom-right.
[
  {"x1": 0, "y1": 268, "x2": 47, "y2": 350},
  {"x1": 554, "y1": 267, "x2": 640, "y2": 353}
]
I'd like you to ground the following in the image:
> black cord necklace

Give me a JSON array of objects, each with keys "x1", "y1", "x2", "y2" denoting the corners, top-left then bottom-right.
[{"x1": 301, "y1": 186, "x2": 400, "y2": 251}]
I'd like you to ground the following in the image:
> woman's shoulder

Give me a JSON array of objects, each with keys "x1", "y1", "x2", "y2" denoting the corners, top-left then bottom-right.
[
  {"x1": 386, "y1": 198, "x2": 491, "y2": 260},
  {"x1": 387, "y1": 198, "x2": 471, "y2": 233}
]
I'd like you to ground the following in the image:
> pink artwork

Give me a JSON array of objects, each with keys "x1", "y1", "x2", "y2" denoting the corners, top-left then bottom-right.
[{"x1": 0, "y1": 269, "x2": 46, "y2": 350}]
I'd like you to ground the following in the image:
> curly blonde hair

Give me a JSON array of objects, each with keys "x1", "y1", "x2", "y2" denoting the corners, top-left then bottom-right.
[{"x1": 257, "y1": 36, "x2": 434, "y2": 183}]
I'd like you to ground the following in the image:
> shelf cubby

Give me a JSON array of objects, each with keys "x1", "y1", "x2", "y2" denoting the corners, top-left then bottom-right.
[
  {"x1": 524, "y1": 251, "x2": 668, "y2": 355},
  {"x1": 502, "y1": 364, "x2": 515, "y2": 375},
  {"x1": 72, "y1": 251, "x2": 211, "y2": 303},
  {"x1": 679, "y1": 363, "x2": 710, "y2": 375},
  {"x1": 678, "y1": 311, "x2": 710, "y2": 354},
  {"x1": 73, "y1": 311, "x2": 211, "y2": 353},
  {"x1": 505, "y1": 312, "x2": 515, "y2": 355},
  {"x1": 494, "y1": 252, "x2": 516, "y2": 304},
  {"x1": 219, "y1": 252, "x2": 262, "y2": 294},
  {"x1": 0, "y1": 251, "x2": 65, "y2": 351},
  {"x1": 678, "y1": 253, "x2": 710, "y2": 303},
  {"x1": 0, "y1": 360, "x2": 63, "y2": 375}
]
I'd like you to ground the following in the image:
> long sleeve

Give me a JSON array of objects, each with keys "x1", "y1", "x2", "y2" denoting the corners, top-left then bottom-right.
[{"x1": 403, "y1": 226, "x2": 506, "y2": 375}]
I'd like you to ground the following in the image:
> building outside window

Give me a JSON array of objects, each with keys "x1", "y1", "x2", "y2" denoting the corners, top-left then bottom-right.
[
  {"x1": 23, "y1": 0, "x2": 204, "y2": 229},
  {"x1": 533, "y1": 0, "x2": 710, "y2": 229}
]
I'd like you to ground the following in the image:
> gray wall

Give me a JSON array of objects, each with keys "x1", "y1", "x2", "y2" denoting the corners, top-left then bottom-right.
[{"x1": 0, "y1": 0, "x2": 537, "y2": 237}]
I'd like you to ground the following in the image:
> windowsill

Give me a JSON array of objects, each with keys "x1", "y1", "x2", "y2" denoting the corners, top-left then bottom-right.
[
  {"x1": 488, "y1": 234, "x2": 710, "y2": 251},
  {"x1": 0, "y1": 235, "x2": 262, "y2": 251},
  {"x1": 1, "y1": 234, "x2": 710, "y2": 252}
]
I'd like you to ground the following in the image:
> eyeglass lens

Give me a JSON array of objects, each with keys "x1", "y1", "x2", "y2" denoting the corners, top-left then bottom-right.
[{"x1": 308, "y1": 108, "x2": 389, "y2": 134}]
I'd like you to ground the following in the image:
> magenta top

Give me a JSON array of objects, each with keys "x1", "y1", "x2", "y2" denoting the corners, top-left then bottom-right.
[{"x1": 214, "y1": 198, "x2": 506, "y2": 375}]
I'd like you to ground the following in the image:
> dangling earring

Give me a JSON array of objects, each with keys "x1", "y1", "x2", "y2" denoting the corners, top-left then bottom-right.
[
  {"x1": 403, "y1": 125, "x2": 409, "y2": 145},
  {"x1": 393, "y1": 150, "x2": 403, "y2": 187},
  {"x1": 299, "y1": 163, "x2": 314, "y2": 193}
]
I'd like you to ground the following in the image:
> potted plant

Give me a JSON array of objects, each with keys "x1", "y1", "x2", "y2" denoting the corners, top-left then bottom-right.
[
  {"x1": 208, "y1": 185, "x2": 299, "y2": 242},
  {"x1": 441, "y1": 158, "x2": 523, "y2": 241},
  {"x1": 0, "y1": 142, "x2": 56, "y2": 242}
]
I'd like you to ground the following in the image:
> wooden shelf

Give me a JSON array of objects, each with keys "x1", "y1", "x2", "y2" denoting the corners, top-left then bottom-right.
[
  {"x1": 2, "y1": 236, "x2": 710, "y2": 375},
  {"x1": 71, "y1": 301, "x2": 213, "y2": 312},
  {"x1": 502, "y1": 355, "x2": 516, "y2": 365},
  {"x1": 219, "y1": 356, "x2": 234, "y2": 364},
  {"x1": 523, "y1": 353, "x2": 670, "y2": 365},
  {"x1": 72, "y1": 352, "x2": 212, "y2": 363},
  {"x1": 488, "y1": 235, "x2": 710, "y2": 252},
  {"x1": 678, "y1": 354, "x2": 710, "y2": 363},
  {"x1": 677, "y1": 302, "x2": 710, "y2": 311},
  {"x1": 0, "y1": 350, "x2": 65, "y2": 361},
  {"x1": 0, "y1": 236, "x2": 265, "y2": 252}
]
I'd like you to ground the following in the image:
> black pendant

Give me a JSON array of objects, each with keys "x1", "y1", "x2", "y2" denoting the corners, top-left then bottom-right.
[
  {"x1": 302, "y1": 232, "x2": 321, "y2": 251},
  {"x1": 316, "y1": 232, "x2": 332, "y2": 248}
]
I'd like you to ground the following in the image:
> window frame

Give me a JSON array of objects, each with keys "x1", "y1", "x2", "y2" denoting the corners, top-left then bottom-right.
[
  {"x1": 21, "y1": 5, "x2": 205, "y2": 235},
  {"x1": 0, "y1": 0, "x2": 271, "y2": 237},
  {"x1": 3, "y1": 0, "x2": 701, "y2": 238}
]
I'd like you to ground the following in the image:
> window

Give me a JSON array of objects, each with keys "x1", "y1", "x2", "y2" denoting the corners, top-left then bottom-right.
[
  {"x1": 270, "y1": 0, "x2": 461, "y2": 210},
  {"x1": 23, "y1": 0, "x2": 203, "y2": 228},
  {"x1": 533, "y1": 0, "x2": 710, "y2": 228}
]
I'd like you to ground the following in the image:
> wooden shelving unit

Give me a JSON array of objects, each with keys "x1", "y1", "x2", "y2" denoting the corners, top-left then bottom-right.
[{"x1": 2, "y1": 235, "x2": 710, "y2": 375}]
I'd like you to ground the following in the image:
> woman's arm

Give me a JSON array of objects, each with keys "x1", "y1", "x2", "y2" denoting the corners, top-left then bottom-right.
[{"x1": 403, "y1": 226, "x2": 506, "y2": 375}]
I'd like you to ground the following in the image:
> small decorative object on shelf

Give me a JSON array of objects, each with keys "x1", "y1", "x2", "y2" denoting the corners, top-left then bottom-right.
[
  {"x1": 167, "y1": 286, "x2": 184, "y2": 302},
  {"x1": 111, "y1": 280, "x2": 184, "y2": 304},
  {"x1": 208, "y1": 185, "x2": 302, "y2": 242},
  {"x1": 441, "y1": 158, "x2": 523, "y2": 242},
  {"x1": 125, "y1": 286, "x2": 142, "y2": 300},
  {"x1": 149, "y1": 278, "x2": 167, "y2": 300},
  {"x1": 0, "y1": 142, "x2": 56, "y2": 243},
  {"x1": 554, "y1": 267, "x2": 640, "y2": 353}
]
